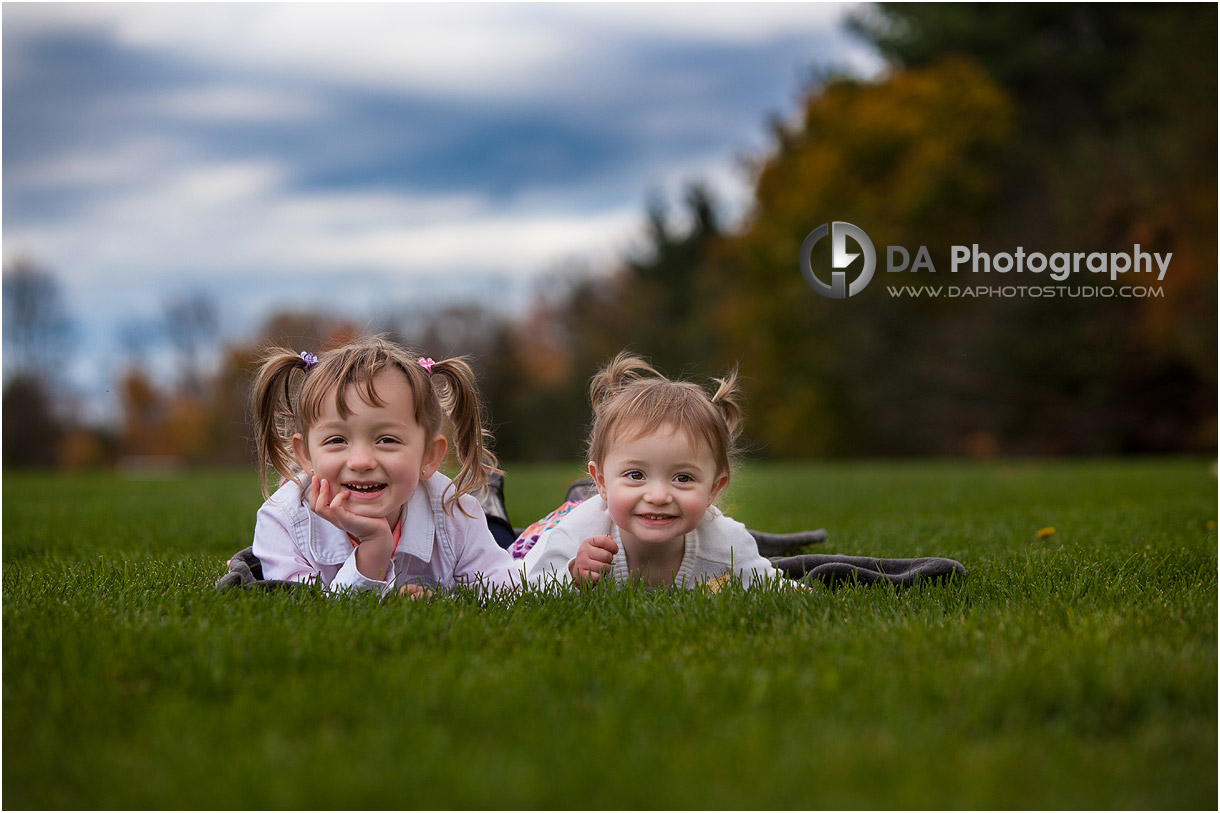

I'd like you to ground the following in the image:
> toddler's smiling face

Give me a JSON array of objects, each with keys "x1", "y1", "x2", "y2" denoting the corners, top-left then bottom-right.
[{"x1": 590, "y1": 423, "x2": 728, "y2": 549}]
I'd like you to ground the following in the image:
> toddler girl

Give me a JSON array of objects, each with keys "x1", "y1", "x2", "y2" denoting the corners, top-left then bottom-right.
[
  {"x1": 520, "y1": 353, "x2": 786, "y2": 590},
  {"x1": 250, "y1": 335, "x2": 517, "y2": 596}
]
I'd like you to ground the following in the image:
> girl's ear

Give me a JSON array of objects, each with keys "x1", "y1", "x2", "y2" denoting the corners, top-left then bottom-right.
[
  {"x1": 421, "y1": 434, "x2": 448, "y2": 479},
  {"x1": 709, "y1": 471, "x2": 730, "y2": 505},
  {"x1": 588, "y1": 461, "x2": 607, "y2": 499},
  {"x1": 292, "y1": 433, "x2": 312, "y2": 473}
]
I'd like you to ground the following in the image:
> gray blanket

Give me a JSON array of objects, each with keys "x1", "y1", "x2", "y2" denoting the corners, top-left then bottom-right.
[
  {"x1": 769, "y1": 554, "x2": 967, "y2": 588},
  {"x1": 215, "y1": 547, "x2": 965, "y2": 592}
]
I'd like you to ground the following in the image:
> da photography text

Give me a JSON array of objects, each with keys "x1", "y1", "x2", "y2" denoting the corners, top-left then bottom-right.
[
  {"x1": 890, "y1": 243, "x2": 1172, "y2": 283},
  {"x1": 800, "y1": 221, "x2": 1172, "y2": 299}
]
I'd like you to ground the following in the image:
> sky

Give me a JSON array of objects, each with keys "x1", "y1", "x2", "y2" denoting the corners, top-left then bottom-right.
[{"x1": 3, "y1": 1, "x2": 880, "y2": 420}]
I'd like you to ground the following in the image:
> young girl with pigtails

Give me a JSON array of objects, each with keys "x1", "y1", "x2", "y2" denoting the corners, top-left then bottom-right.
[
  {"x1": 517, "y1": 352, "x2": 792, "y2": 590},
  {"x1": 248, "y1": 335, "x2": 517, "y2": 597}
]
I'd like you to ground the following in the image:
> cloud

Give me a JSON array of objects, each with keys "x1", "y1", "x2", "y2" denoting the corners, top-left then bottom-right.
[
  {"x1": 4, "y1": 154, "x2": 639, "y2": 296},
  {"x1": 7, "y1": 3, "x2": 582, "y2": 99},
  {"x1": 568, "y1": 2, "x2": 858, "y2": 42},
  {"x1": 2, "y1": 2, "x2": 878, "y2": 416},
  {"x1": 151, "y1": 85, "x2": 326, "y2": 123},
  {"x1": 7, "y1": 3, "x2": 872, "y2": 100},
  {"x1": 4, "y1": 3, "x2": 871, "y2": 276},
  {"x1": 4, "y1": 135, "x2": 181, "y2": 191}
]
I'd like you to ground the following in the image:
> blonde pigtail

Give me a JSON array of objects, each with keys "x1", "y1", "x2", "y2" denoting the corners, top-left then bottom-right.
[
  {"x1": 251, "y1": 348, "x2": 313, "y2": 499},
  {"x1": 710, "y1": 366, "x2": 743, "y2": 450},
  {"x1": 588, "y1": 352, "x2": 659, "y2": 413},
  {"x1": 430, "y1": 357, "x2": 498, "y2": 516}
]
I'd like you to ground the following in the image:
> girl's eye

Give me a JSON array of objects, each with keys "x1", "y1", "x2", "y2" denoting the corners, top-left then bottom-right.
[
  {"x1": 377, "y1": 436, "x2": 401, "y2": 445},
  {"x1": 674, "y1": 473, "x2": 694, "y2": 484},
  {"x1": 625, "y1": 470, "x2": 645, "y2": 481},
  {"x1": 322, "y1": 437, "x2": 345, "y2": 446}
]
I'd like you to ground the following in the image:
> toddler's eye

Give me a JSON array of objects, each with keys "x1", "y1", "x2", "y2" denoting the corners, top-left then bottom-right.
[
  {"x1": 625, "y1": 470, "x2": 645, "y2": 481},
  {"x1": 674, "y1": 473, "x2": 694, "y2": 484},
  {"x1": 322, "y1": 436, "x2": 345, "y2": 446},
  {"x1": 377, "y1": 436, "x2": 401, "y2": 445}
]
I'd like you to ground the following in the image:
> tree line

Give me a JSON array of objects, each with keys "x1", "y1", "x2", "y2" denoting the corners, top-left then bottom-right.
[{"x1": 5, "y1": 4, "x2": 1215, "y2": 468}]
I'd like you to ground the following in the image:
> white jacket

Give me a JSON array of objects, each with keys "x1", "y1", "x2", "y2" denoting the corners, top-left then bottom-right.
[
  {"x1": 253, "y1": 473, "x2": 518, "y2": 596},
  {"x1": 522, "y1": 495, "x2": 783, "y2": 589}
]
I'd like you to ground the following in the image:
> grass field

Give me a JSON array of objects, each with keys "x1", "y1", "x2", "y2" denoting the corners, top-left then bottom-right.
[{"x1": 3, "y1": 459, "x2": 1216, "y2": 809}]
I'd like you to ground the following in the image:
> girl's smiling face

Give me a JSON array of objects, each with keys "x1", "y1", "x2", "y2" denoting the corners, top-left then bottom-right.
[
  {"x1": 293, "y1": 369, "x2": 446, "y2": 525},
  {"x1": 589, "y1": 423, "x2": 729, "y2": 549}
]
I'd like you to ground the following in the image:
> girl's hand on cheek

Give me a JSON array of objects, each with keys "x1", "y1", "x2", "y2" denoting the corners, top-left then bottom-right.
[
  {"x1": 310, "y1": 476, "x2": 392, "y2": 545},
  {"x1": 310, "y1": 476, "x2": 394, "y2": 582}
]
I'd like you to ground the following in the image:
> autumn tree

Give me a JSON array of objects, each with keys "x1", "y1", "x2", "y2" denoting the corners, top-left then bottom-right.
[
  {"x1": 844, "y1": 2, "x2": 1217, "y2": 452},
  {"x1": 711, "y1": 59, "x2": 1017, "y2": 456},
  {"x1": 683, "y1": 5, "x2": 1217, "y2": 457}
]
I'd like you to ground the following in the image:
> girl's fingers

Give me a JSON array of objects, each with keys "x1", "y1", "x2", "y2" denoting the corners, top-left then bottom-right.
[
  {"x1": 313, "y1": 479, "x2": 343, "y2": 522},
  {"x1": 313, "y1": 476, "x2": 330, "y2": 510},
  {"x1": 330, "y1": 488, "x2": 349, "y2": 510},
  {"x1": 591, "y1": 534, "x2": 618, "y2": 553},
  {"x1": 316, "y1": 479, "x2": 349, "y2": 515}
]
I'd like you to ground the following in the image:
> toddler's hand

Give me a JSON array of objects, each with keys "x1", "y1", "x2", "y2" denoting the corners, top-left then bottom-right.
[{"x1": 569, "y1": 534, "x2": 618, "y2": 588}]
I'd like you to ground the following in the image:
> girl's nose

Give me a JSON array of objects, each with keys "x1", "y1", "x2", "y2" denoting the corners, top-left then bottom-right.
[
  {"x1": 347, "y1": 444, "x2": 375, "y2": 470},
  {"x1": 645, "y1": 482, "x2": 671, "y2": 504}
]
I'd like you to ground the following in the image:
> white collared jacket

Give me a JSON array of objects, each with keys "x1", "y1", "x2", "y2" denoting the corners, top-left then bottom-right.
[{"x1": 252, "y1": 473, "x2": 518, "y2": 596}]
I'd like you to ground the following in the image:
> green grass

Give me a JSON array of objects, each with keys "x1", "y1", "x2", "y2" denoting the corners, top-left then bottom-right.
[{"x1": 3, "y1": 459, "x2": 1216, "y2": 809}]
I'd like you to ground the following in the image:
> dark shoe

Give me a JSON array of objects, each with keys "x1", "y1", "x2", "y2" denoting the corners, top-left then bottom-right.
[
  {"x1": 475, "y1": 471, "x2": 519, "y2": 548},
  {"x1": 476, "y1": 471, "x2": 510, "y2": 526},
  {"x1": 564, "y1": 478, "x2": 598, "y2": 503},
  {"x1": 749, "y1": 528, "x2": 827, "y2": 557}
]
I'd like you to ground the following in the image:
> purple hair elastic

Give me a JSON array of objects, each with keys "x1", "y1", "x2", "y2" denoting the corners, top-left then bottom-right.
[{"x1": 299, "y1": 351, "x2": 318, "y2": 370}]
